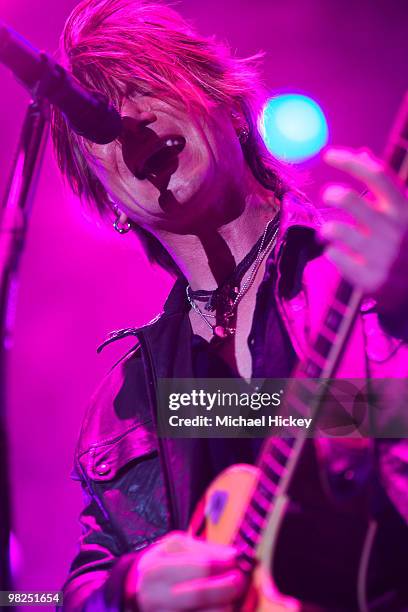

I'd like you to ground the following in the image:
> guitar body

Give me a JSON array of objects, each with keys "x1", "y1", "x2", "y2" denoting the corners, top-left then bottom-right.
[
  {"x1": 189, "y1": 456, "x2": 381, "y2": 611},
  {"x1": 189, "y1": 463, "x2": 305, "y2": 611}
]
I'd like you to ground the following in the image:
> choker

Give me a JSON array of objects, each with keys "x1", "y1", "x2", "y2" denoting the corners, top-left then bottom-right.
[{"x1": 186, "y1": 214, "x2": 279, "y2": 338}]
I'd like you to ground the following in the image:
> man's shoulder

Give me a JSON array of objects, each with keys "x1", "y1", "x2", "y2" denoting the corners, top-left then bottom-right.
[{"x1": 75, "y1": 343, "x2": 153, "y2": 465}]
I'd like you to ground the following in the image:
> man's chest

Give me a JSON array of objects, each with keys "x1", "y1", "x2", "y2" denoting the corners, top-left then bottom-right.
[{"x1": 188, "y1": 278, "x2": 262, "y2": 378}]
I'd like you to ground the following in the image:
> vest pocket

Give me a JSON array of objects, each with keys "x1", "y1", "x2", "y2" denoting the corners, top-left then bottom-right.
[
  {"x1": 79, "y1": 424, "x2": 170, "y2": 550},
  {"x1": 82, "y1": 422, "x2": 157, "y2": 482}
]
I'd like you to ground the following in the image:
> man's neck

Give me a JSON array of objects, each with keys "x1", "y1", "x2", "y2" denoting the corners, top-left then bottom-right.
[{"x1": 153, "y1": 175, "x2": 279, "y2": 291}]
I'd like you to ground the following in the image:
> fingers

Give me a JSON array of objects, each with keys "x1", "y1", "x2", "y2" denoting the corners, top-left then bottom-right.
[
  {"x1": 135, "y1": 533, "x2": 245, "y2": 611},
  {"x1": 138, "y1": 563, "x2": 245, "y2": 611},
  {"x1": 160, "y1": 533, "x2": 238, "y2": 565},
  {"x1": 142, "y1": 551, "x2": 238, "y2": 586},
  {"x1": 317, "y1": 145, "x2": 408, "y2": 298},
  {"x1": 323, "y1": 147, "x2": 407, "y2": 220},
  {"x1": 320, "y1": 213, "x2": 399, "y2": 256},
  {"x1": 321, "y1": 184, "x2": 387, "y2": 229},
  {"x1": 319, "y1": 176, "x2": 406, "y2": 293},
  {"x1": 321, "y1": 219, "x2": 396, "y2": 291},
  {"x1": 320, "y1": 221, "x2": 369, "y2": 255},
  {"x1": 325, "y1": 246, "x2": 363, "y2": 282},
  {"x1": 171, "y1": 569, "x2": 246, "y2": 609},
  {"x1": 324, "y1": 244, "x2": 392, "y2": 292}
]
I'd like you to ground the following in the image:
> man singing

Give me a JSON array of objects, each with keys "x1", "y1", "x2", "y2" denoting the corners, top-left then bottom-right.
[{"x1": 51, "y1": 0, "x2": 408, "y2": 609}]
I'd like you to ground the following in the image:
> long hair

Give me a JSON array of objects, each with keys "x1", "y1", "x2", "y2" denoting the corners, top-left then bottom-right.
[{"x1": 51, "y1": 0, "x2": 291, "y2": 275}]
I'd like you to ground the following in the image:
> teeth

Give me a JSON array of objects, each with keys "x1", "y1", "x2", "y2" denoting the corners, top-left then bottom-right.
[
  {"x1": 165, "y1": 138, "x2": 182, "y2": 147},
  {"x1": 141, "y1": 135, "x2": 186, "y2": 177}
]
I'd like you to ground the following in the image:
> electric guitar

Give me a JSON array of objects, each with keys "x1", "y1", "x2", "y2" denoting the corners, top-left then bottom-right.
[{"x1": 188, "y1": 93, "x2": 408, "y2": 611}]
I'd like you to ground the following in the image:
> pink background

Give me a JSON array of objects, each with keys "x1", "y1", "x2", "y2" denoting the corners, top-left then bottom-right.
[{"x1": 0, "y1": 0, "x2": 407, "y2": 601}]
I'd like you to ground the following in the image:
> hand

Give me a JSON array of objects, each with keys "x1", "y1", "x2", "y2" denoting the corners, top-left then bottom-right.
[
  {"x1": 126, "y1": 531, "x2": 247, "y2": 612},
  {"x1": 319, "y1": 147, "x2": 408, "y2": 312}
]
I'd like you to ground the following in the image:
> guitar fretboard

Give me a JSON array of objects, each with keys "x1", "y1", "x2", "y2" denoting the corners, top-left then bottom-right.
[
  {"x1": 234, "y1": 280, "x2": 359, "y2": 572},
  {"x1": 385, "y1": 92, "x2": 408, "y2": 187}
]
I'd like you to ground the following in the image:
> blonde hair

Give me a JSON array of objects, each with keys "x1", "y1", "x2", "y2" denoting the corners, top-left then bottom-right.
[{"x1": 51, "y1": 0, "x2": 290, "y2": 274}]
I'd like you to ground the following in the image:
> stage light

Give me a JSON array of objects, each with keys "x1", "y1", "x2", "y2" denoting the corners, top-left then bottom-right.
[{"x1": 260, "y1": 93, "x2": 329, "y2": 162}]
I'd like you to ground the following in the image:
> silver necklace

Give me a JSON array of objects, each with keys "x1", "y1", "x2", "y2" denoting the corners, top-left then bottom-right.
[{"x1": 186, "y1": 218, "x2": 279, "y2": 338}]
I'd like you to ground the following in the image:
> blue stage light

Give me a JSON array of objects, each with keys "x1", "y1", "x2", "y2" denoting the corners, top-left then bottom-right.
[{"x1": 260, "y1": 94, "x2": 329, "y2": 162}]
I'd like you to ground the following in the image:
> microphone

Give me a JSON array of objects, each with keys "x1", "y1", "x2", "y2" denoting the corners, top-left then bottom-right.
[{"x1": 0, "y1": 22, "x2": 122, "y2": 145}]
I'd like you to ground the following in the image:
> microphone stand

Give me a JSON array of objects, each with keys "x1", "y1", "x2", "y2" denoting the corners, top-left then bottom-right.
[
  {"x1": 0, "y1": 96, "x2": 49, "y2": 589},
  {"x1": 0, "y1": 20, "x2": 120, "y2": 592}
]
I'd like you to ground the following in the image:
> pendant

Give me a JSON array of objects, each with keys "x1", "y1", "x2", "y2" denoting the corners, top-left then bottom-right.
[{"x1": 214, "y1": 325, "x2": 236, "y2": 338}]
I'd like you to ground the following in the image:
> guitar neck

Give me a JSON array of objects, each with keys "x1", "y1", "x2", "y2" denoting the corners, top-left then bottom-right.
[
  {"x1": 233, "y1": 280, "x2": 362, "y2": 572},
  {"x1": 384, "y1": 92, "x2": 408, "y2": 186},
  {"x1": 233, "y1": 91, "x2": 408, "y2": 574}
]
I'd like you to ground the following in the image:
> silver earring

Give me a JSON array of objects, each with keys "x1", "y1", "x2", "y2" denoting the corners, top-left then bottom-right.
[
  {"x1": 231, "y1": 112, "x2": 249, "y2": 144},
  {"x1": 113, "y1": 205, "x2": 131, "y2": 234},
  {"x1": 238, "y1": 125, "x2": 250, "y2": 144}
]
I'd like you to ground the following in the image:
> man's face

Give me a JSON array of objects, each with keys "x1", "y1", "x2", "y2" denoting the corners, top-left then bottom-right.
[{"x1": 87, "y1": 94, "x2": 246, "y2": 234}]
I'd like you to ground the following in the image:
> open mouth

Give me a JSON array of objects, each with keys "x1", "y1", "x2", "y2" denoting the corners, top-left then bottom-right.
[{"x1": 140, "y1": 135, "x2": 186, "y2": 179}]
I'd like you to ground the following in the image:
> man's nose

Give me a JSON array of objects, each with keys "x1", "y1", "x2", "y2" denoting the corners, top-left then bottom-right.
[{"x1": 119, "y1": 112, "x2": 157, "y2": 143}]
